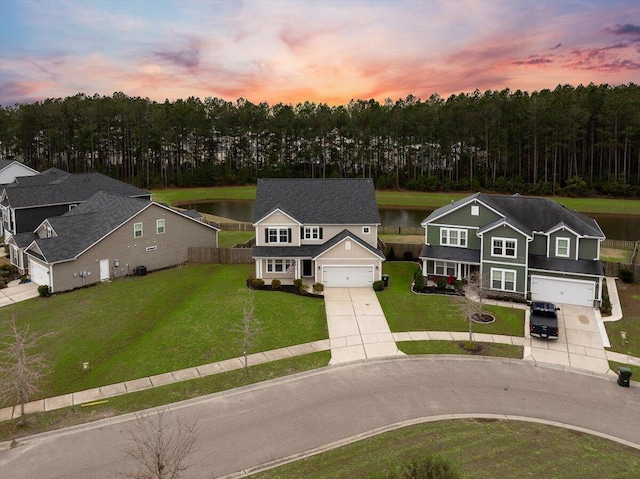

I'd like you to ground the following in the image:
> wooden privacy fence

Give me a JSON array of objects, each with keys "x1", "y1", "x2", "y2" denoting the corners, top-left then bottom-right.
[
  {"x1": 216, "y1": 222, "x2": 253, "y2": 231},
  {"x1": 189, "y1": 247, "x2": 253, "y2": 264},
  {"x1": 602, "y1": 262, "x2": 640, "y2": 278},
  {"x1": 381, "y1": 242, "x2": 423, "y2": 260},
  {"x1": 379, "y1": 226, "x2": 423, "y2": 235},
  {"x1": 602, "y1": 239, "x2": 637, "y2": 250}
]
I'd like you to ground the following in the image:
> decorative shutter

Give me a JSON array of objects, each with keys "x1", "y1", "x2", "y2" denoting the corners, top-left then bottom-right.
[
  {"x1": 287, "y1": 228, "x2": 292, "y2": 243},
  {"x1": 319, "y1": 227, "x2": 323, "y2": 239},
  {"x1": 265, "y1": 229, "x2": 269, "y2": 244},
  {"x1": 300, "y1": 226, "x2": 304, "y2": 239}
]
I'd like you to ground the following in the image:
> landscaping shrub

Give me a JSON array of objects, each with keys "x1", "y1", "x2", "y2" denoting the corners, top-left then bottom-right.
[
  {"x1": 293, "y1": 278, "x2": 303, "y2": 289},
  {"x1": 414, "y1": 274, "x2": 425, "y2": 291},
  {"x1": 373, "y1": 280, "x2": 385, "y2": 291},
  {"x1": 38, "y1": 285, "x2": 51, "y2": 297},
  {"x1": 0, "y1": 279, "x2": 7, "y2": 289},
  {"x1": 299, "y1": 284, "x2": 310, "y2": 295},
  {"x1": 436, "y1": 277, "x2": 447, "y2": 289},
  {"x1": 619, "y1": 268, "x2": 635, "y2": 284},
  {"x1": 251, "y1": 278, "x2": 265, "y2": 289},
  {"x1": 271, "y1": 279, "x2": 281, "y2": 290},
  {"x1": 403, "y1": 250, "x2": 414, "y2": 261},
  {"x1": 312, "y1": 283, "x2": 324, "y2": 293},
  {"x1": 388, "y1": 246, "x2": 396, "y2": 260}
]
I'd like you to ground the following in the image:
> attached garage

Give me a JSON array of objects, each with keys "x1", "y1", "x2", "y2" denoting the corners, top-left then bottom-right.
[
  {"x1": 322, "y1": 266, "x2": 374, "y2": 287},
  {"x1": 530, "y1": 275, "x2": 595, "y2": 307},
  {"x1": 29, "y1": 258, "x2": 51, "y2": 288}
]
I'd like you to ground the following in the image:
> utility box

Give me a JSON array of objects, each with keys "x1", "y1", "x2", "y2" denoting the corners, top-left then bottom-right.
[
  {"x1": 134, "y1": 265, "x2": 147, "y2": 276},
  {"x1": 617, "y1": 367, "x2": 632, "y2": 387}
]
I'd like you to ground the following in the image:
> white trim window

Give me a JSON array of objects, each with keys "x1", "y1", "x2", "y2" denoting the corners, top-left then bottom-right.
[
  {"x1": 434, "y1": 261, "x2": 456, "y2": 277},
  {"x1": 492, "y1": 237, "x2": 517, "y2": 258},
  {"x1": 556, "y1": 237, "x2": 570, "y2": 257},
  {"x1": 156, "y1": 219, "x2": 165, "y2": 234},
  {"x1": 266, "y1": 259, "x2": 293, "y2": 273},
  {"x1": 266, "y1": 227, "x2": 291, "y2": 244},
  {"x1": 440, "y1": 228, "x2": 467, "y2": 247},
  {"x1": 303, "y1": 226, "x2": 322, "y2": 240},
  {"x1": 134, "y1": 222, "x2": 143, "y2": 238},
  {"x1": 491, "y1": 268, "x2": 516, "y2": 292},
  {"x1": 471, "y1": 205, "x2": 479, "y2": 216},
  {"x1": 362, "y1": 226, "x2": 371, "y2": 234}
]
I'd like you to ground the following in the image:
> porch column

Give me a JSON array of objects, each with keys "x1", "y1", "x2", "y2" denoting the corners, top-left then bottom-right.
[{"x1": 295, "y1": 259, "x2": 300, "y2": 279}]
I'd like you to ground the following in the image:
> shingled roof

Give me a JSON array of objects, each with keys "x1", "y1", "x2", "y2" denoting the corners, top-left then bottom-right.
[
  {"x1": 253, "y1": 178, "x2": 380, "y2": 225},
  {"x1": 423, "y1": 192, "x2": 604, "y2": 238},
  {"x1": 29, "y1": 192, "x2": 150, "y2": 263},
  {"x1": 3, "y1": 171, "x2": 149, "y2": 208}
]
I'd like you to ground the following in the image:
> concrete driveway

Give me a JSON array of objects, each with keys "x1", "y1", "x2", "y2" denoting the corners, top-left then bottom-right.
[
  {"x1": 324, "y1": 288, "x2": 404, "y2": 364},
  {"x1": 0, "y1": 280, "x2": 39, "y2": 308},
  {"x1": 525, "y1": 304, "x2": 610, "y2": 374}
]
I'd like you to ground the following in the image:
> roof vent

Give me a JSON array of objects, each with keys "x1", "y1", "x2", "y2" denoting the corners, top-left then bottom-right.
[{"x1": 512, "y1": 193, "x2": 521, "y2": 197}]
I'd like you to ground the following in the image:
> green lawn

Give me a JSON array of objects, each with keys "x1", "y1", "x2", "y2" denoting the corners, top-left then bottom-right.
[
  {"x1": 398, "y1": 340, "x2": 523, "y2": 358},
  {"x1": 378, "y1": 262, "x2": 525, "y2": 337},
  {"x1": 0, "y1": 264, "x2": 327, "y2": 402},
  {"x1": 151, "y1": 186, "x2": 640, "y2": 215},
  {"x1": 249, "y1": 419, "x2": 640, "y2": 479},
  {"x1": 218, "y1": 230, "x2": 255, "y2": 247},
  {"x1": 605, "y1": 281, "x2": 640, "y2": 357}
]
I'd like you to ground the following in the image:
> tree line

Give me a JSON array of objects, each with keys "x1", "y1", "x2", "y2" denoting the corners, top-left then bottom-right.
[{"x1": 0, "y1": 83, "x2": 638, "y2": 196}]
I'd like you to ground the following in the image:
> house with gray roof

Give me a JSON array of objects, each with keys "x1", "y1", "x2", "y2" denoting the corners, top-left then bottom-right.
[
  {"x1": 9, "y1": 192, "x2": 218, "y2": 293},
  {"x1": 252, "y1": 178, "x2": 385, "y2": 287},
  {"x1": 1, "y1": 170, "x2": 150, "y2": 241},
  {"x1": 0, "y1": 159, "x2": 39, "y2": 185},
  {"x1": 419, "y1": 192, "x2": 606, "y2": 307}
]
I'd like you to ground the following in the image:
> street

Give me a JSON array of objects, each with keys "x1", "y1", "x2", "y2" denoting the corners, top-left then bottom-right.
[{"x1": 1, "y1": 358, "x2": 639, "y2": 478}]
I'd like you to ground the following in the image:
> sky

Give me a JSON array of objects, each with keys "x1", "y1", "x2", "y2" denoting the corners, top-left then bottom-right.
[{"x1": 0, "y1": 0, "x2": 639, "y2": 107}]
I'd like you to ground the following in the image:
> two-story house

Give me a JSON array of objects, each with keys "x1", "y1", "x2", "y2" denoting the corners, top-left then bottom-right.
[
  {"x1": 252, "y1": 178, "x2": 385, "y2": 287},
  {"x1": 1, "y1": 168, "x2": 150, "y2": 242},
  {"x1": 419, "y1": 193, "x2": 605, "y2": 307},
  {"x1": 11, "y1": 191, "x2": 218, "y2": 293}
]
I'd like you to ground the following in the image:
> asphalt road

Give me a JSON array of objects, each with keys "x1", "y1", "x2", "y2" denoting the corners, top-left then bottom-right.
[{"x1": 1, "y1": 357, "x2": 639, "y2": 478}]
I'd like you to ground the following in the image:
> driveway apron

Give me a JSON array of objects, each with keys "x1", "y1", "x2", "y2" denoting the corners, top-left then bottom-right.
[
  {"x1": 0, "y1": 281, "x2": 39, "y2": 307},
  {"x1": 324, "y1": 288, "x2": 404, "y2": 365},
  {"x1": 525, "y1": 304, "x2": 610, "y2": 374}
]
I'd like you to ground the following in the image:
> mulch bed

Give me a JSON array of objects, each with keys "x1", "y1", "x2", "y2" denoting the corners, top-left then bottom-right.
[{"x1": 245, "y1": 280, "x2": 324, "y2": 299}]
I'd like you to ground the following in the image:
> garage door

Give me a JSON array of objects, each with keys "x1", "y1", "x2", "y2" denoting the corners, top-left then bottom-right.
[
  {"x1": 530, "y1": 275, "x2": 595, "y2": 307},
  {"x1": 323, "y1": 266, "x2": 374, "y2": 287},
  {"x1": 29, "y1": 259, "x2": 51, "y2": 288}
]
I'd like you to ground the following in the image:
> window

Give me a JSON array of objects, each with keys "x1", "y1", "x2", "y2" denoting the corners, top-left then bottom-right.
[
  {"x1": 434, "y1": 261, "x2": 456, "y2": 277},
  {"x1": 492, "y1": 238, "x2": 517, "y2": 258},
  {"x1": 471, "y1": 205, "x2": 479, "y2": 216},
  {"x1": 303, "y1": 226, "x2": 322, "y2": 240},
  {"x1": 345, "y1": 240, "x2": 351, "y2": 251},
  {"x1": 556, "y1": 237, "x2": 570, "y2": 257},
  {"x1": 266, "y1": 259, "x2": 293, "y2": 273},
  {"x1": 491, "y1": 268, "x2": 516, "y2": 292},
  {"x1": 362, "y1": 226, "x2": 371, "y2": 234},
  {"x1": 266, "y1": 227, "x2": 291, "y2": 244},
  {"x1": 134, "y1": 222, "x2": 143, "y2": 238},
  {"x1": 441, "y1": 228, "x2": 467, "y2": 247},
  {"x1": 68, "y1": 204, "x2": 77, "y2": 211},
  {"x1": 156, "y1": 219, "x2": 165, "y2": 234}
]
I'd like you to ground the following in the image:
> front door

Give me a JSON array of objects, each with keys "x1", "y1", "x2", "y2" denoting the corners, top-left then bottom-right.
[
  {"x1": 302, "y1": 259, "x2": 313, "y2": 277},
  {"x1": 100, "y1": 259, "x2": 110, "y2": 281}
]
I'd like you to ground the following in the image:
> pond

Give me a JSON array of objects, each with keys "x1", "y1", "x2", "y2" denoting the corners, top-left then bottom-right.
[{"x1": 182, "y1": 200, "x2": 640, "y2": 241}]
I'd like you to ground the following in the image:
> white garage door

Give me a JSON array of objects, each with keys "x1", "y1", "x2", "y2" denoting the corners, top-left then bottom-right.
[
  {"x1": 530, "y1": 275, "x2": 595, "y2": 307},
  {"x1": 29, "y1": 259, "x2": 51, "y2": 287},
  {"x1": 323, "y1": 266, "x2": 374, "y2": 287}
]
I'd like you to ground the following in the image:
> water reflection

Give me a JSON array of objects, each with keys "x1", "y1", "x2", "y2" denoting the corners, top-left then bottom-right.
[{"x1": 182, "y1": 200, "x2": 639, "y2": 241}]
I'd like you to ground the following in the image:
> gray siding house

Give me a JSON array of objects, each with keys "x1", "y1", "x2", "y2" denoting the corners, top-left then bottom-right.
[
  {"x1": 13, "y1": 192, "x2": 218, "y2": 293},
  {"x1": 252, "y1": 178, "x2": 385, "y2": 287},
  {"x1": 419, "y1": 193, "x2": 605, "y2": 307}
]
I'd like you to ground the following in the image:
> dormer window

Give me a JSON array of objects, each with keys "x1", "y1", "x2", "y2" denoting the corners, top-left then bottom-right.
[
  {"x1": 303, "y1": 226, "x2": 323, "y2": 240},
  {"x1": 556, "y1": 237, "x2": 570, "y2": 257},
  {"x1": 471, "y1": 205, "x2": 479, "y2": 216}
]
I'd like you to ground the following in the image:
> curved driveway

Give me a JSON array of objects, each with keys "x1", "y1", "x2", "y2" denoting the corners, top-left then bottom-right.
[{"x1": 1, "y1": 358, "x2": 639, "y2": 478}]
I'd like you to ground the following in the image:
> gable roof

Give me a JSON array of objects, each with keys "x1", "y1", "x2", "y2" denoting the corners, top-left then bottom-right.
[
  {"x1": 253, "y1": 178, "x2": 380, "y2": 225},
  {"x1": 3, "y1": 171, "x2": 149, "y2": 208},
  {"x1": 423, "y1": 192, "x2": 604, "y2": 238}
]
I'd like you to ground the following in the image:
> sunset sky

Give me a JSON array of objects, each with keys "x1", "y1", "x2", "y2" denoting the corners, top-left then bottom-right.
[{"x1": 1, "y1": 0, "x2": 639, "y2": 107}]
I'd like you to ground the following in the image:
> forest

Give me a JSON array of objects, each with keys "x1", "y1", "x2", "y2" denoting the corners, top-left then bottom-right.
[{"x1": 0, "y1": 83, "x2": 638, "y2": 197}]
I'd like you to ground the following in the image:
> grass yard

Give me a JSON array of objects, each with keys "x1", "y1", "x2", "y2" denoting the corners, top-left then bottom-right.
[
  {"x1": 605, "y1": 281, "x2": 640, "y2": 357},
  {"x1": 398, "y1": 340, "x2": 522, "y2": 359},
  {"x1": 379, "y1": 234, "x2": 423, "y2": 244},
  {"x1": 378, "y1": 262, "x2": 525, "y2": 337},
  {"x1": 218, "y1": 230, "x2": 255, "y2": 247},
  {"x1": 0, "y1": 351, "x2": 330, "y2": 441},
  {"x1": 151, "y1": 186, "x2": 640, "y2": 215},
  {"x1": 249, "y1": 419, "x2": 640, "y2": 479},
  {"x1": 0, "y1": 264, "x2": 328, "y2": 402},
  {"x1": 601, "y1": 248, "x2": 633, "y2": 264}
]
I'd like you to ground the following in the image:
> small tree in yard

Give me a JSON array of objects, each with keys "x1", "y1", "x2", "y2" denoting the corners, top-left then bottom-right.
[
  {"x1": 458, "y1": 272, "x2": 485, "y2": 343},
  {"x1": 234, "y1": 291, "x2": 261, "y2": 376},
  {"x1": 0, "y1": 313, "x2": 52, "y2": 426},
  {"x1": 122, "y1": 408, "x2": 198, "y2": 479}
]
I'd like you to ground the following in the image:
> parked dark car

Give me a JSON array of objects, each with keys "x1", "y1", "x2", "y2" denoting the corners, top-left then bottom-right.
[{"x1": 530, "y1": 301, "x2": 560, "y2": 340}]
